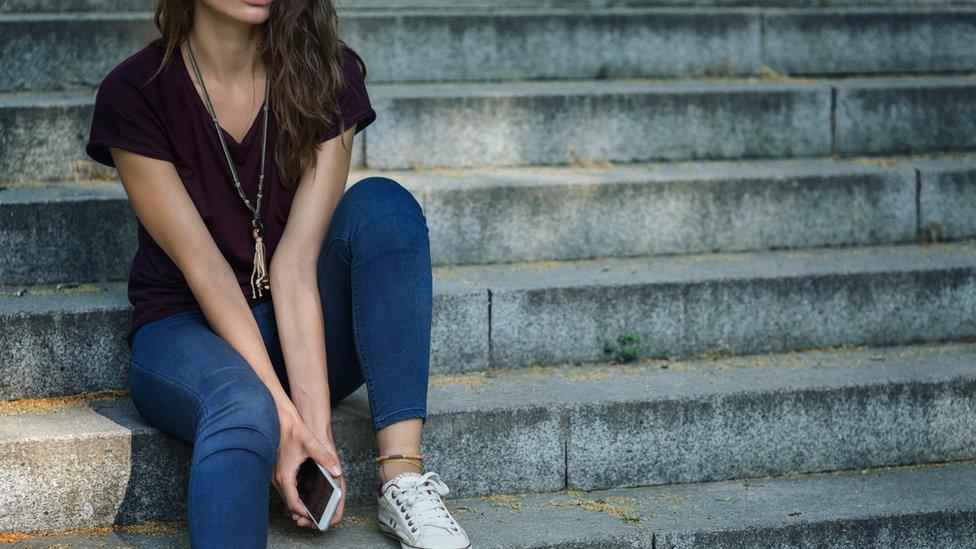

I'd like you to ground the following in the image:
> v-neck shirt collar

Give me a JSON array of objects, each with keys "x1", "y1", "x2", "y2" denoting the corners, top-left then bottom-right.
[{"x1": 175, "y1": 43, "x2": 264, "y2": 149}]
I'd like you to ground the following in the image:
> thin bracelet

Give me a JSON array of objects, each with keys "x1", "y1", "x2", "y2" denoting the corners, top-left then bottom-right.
[{"x1": 376, "y1": 453, "x2": 425, "y2": 463}]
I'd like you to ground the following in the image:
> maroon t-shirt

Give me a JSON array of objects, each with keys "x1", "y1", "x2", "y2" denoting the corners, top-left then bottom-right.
[{"x1": 85, "y1": 40, "x2": 376, "y2": 348}]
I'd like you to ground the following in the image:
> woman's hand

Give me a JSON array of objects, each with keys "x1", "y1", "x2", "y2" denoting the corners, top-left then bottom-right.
[{"x1": 271, "y1": 407, "x2": 347, "y2": 529}]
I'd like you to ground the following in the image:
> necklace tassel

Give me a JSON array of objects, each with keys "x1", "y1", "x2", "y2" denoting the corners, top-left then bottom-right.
[{"x1": 251, "y1": 230, "x2": 270, "y2": 299}]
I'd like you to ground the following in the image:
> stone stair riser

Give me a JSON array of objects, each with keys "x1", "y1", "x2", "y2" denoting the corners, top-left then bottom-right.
[
  {"x1": 487, "y1": 266, "x2": 976, "y2": 367},
  {"x1": 6, "y1": 78, "x2": 975, "y2": 179},
  {"x1": 5, "y1": 243, "x2": 976, "y2": 399},
  {"x1": 0, "y1": 283, "x2": 487, "y2": 400},
  {"x1": 6, "y1": 461, "x2": 976, "y2": 547},
  {"x1": 835, "y1": 80, "x2": 976, "y2": 155},
  {"x1": 917, "y1": 162, "x2": 976, "y2": 239},
  {"x1": 5, "y1": 9, "x2": 976, "y2": 93},
  {"x1": 1, "y1": 344, "x2": 973, "y2": 533},
  {"x1": 0, "y1": 10, "x2": 762, "y2": 93},
  {"x1": 0, "y1": 189, "x2": 136, "y2": 284},
  {"x1": 569, "y1": 378, "x2": 976, "y2": 490},
  {"x1": 764, "y1": 9, "x2": 976, "y2": 75},
  {"x1": 2, "y1": 161, "x2": 931, "y2": 284}
]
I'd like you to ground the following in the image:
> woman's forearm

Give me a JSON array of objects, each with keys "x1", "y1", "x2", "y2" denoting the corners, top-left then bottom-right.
[
  {"x1": 268, "y1": 262, "x2": 334, "y2": 438},
  {"x1": 186, "y1": 258, "x2": 299, "y2": 421}
]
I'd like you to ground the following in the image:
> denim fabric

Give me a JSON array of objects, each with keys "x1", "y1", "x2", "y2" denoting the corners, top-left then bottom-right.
[{"x1": 128, "y1": 176, "x2": 432, "y2": 547}]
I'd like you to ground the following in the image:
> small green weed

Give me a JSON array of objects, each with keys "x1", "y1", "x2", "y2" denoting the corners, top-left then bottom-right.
[{"x1": 603, "y1": 332, "x2": 645, "y2": 363}]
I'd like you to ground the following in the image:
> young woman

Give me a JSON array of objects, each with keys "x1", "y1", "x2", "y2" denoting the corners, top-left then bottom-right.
[{"x1": 84, "y1": 0, "x2": 470, "y2": 547}]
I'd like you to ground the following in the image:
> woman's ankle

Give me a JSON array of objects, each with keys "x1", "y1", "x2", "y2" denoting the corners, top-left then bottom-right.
[{"x1": 379, "y1": 461, "x2": 423, "y2": 484}]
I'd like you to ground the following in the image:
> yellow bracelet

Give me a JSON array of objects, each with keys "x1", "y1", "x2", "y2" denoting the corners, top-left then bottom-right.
[{"x1": 375, "y1": 453, "x2": 425, "y2": 463}]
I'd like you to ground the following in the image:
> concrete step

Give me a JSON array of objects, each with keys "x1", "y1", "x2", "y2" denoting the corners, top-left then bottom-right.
[
  {"x1": 4, "y1": 241, "x2": 976, "y2": 400},
  {"x1": 0, "y1": 276, "x2": 486, "y2": 400},
  {"x1": 5, "y1": 8, "x2": 975, "y2": 93},
  {"x1": 3, "y1": 0, "x2": 973, "y2": 13},
  {"x1": 12, "y1": 155, "x2": 973, "y2": 284},
  {"x1": 5, "y1": 75, "x2": 976, "y2": 181},
  {"x1": 7, "y1": 461, "x2": 976, "y2": 547},
  {"x1": 2, "y1": 8, "x2": 764, "y2": 92},
  {"x1": 1, "y1": 342, "x2": 974, "y2": 533}
]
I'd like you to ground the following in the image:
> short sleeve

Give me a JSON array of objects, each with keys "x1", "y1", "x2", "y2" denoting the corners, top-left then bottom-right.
[
  {"x1": 86, "y1": 69, "x2": 176, "y2": 168},
  {"x1": 317, "y1": 47, "x2": 377, "y2": 143}
]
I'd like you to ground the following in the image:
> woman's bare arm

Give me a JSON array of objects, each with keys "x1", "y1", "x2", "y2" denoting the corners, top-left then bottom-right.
[
  {"x1": 111, "y1": 147, "x2": 301, "y2": 423},
  {"x1": 268, "y1": 124, "x2": 357, "y2": 439}
]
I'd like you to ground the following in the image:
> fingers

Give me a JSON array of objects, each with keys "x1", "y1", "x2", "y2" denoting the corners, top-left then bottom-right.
[
  {"x1": 329, "y1": 475, "x2": 348, "y2": 527},
  {"x1": 275, "y1": 463, "x2": 309, "y2": 521},
  {"x1": 307, "y1": 438, "x2": 342, "y2": 477},
  {"x1": 292, "y1": 512, "x2": 316, "y2": 528}
]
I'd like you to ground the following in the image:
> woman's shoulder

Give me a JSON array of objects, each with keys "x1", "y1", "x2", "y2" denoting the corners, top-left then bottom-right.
[
  {"x1": 338, "y1": 44, "x2": 367, "y2": 87},
  {"x1": 86, "y1": 41, "x2": 177, "y2": 167},
  {"x1": 97, "y1": 41, "x2": 170, "y2": 97}
]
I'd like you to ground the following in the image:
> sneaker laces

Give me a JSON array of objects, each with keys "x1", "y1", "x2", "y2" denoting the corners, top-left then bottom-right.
[{"x1": 391, "y1": 472, "x2": 461, "y2": 535}]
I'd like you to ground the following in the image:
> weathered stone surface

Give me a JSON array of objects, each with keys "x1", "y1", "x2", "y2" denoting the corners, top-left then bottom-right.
[
  {"x1": 917, "y1": 159, "x2": 976, "y2": 240},
  {"x1": 366, "y1": 78, "x2": 830, "y2": 169},
  {"x1": 0, "y1": 279, "x2": 487, "y2": 400},
  {"x1": 765, "y1": 8, "x2": 976, "y2": 75},
  {"x1": 0, "y1": 181, "x2": 135, "y2": 284},
  {"x1": 398, "y1": 158, "x2": 916, "y2": 264},
  {"x1": 457, "y1": 241, "x2": 976, "y2": 367},
  {"x1": 0, "y1": 13, "x2": 157, "y2": 93},
  {"x1": 11, "y1": 462, "x2": 976, "y2": 547},
  {"x1": 3, "y1": 158, "x2": 918, "y2": 283},
  {"x1": 13, "y1": 77, "x2": 976, "y2": 180},
  {"x1": 3, "y1": 0, "x2": 967, "y2": 13},
  {"x1": 6, "y1": 242, "x2": 976, "y2": 398},
  {"x1": 21, "y1": 7, "x2": 976, "y2": 91},
  {"x1": 0, "y1": 91, "x2": 364, "y2": 183},
  {"x1": 2, "y1": 343, "x2": 974, "y2": 536},
  {"x1": 566, "y1": 344, "x2": 976, "y2": 490},
  {"x1": 0, "y1": 9, "x2": 760, "y2": 92},
  {"x1": 833, "y1": 76, "x2": 976, "y2": 155}
]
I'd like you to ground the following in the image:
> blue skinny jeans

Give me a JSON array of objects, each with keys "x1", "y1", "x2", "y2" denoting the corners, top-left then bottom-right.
[{"x1": 128, "y1": 176, "x2": 432, "y2": 548}]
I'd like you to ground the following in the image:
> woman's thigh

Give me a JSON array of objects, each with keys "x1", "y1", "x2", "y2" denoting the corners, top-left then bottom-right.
[
  {"x1": 311, "y1": 175, "x2": 432, "y2": 428},
  {"x1": 128, "y1": 306, "x2": 281, "y2": 448}
]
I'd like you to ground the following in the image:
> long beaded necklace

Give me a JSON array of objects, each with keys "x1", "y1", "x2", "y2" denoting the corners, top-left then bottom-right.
[{"x1": 186, "y1": 39, "x2": 271, "y2": 299}]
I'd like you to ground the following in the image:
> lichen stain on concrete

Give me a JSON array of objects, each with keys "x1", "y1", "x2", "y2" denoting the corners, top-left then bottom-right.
[
  {"x1": 428, "y1": 371, "x2": 489, "y2": 388},
  {"x1": 328, "y1": 514, "x2": 376, "y2": 531},
  {"x1": 0, "y1": 520, "x2": 182, "y2": 544},
  {"x1": 0, "y1": 389, "x2": 128, "y2": 416},
  {"x1": 484, "y1": 493, "x2": 525, "y2": 512},
  {"x1": 652, "y1": 491, "x2": 691, "y2": 503},
  {"x1": 538, "y1": 492, "x2": 644, "y2": 523}
]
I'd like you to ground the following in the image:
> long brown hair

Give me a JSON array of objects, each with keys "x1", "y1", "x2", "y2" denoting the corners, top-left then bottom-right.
[{"x1": 151, "y1": 0, "x2": 365, "y2": 188}]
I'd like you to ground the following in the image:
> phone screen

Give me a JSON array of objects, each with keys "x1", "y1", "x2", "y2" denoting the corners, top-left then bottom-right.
[{"x1": 297, "y1": 457, "x2": 335, "y2": 523}]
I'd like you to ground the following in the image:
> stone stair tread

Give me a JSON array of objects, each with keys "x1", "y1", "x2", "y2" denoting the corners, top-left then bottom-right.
[
  {"x1": 6, "y1": 155, "x2": 975, "y2": 278},
  {"x1": 7, "y1": 460, "x2": 976, "y2": 547},
  {"x1": 4, "y1": 239, "x2": 976, "y2": 308},
  {"x1": 3, "y1": 240, "x2": 976, "y2": 393},
  {"x1": 0, "y1": 179, "x2": 122, "y2": 203},
  {"x1": 3, "y1": 332, "x2": 974, "y2": 530},
  {"x1": 3, "y1": 0, "x2": 971, "y2": 13},
  {"x1": 7, "y1": 74, "x2": 976, "y2": 179},
  {"x1": 8, "y1": 153, "x2": 956, "y2": 197},
  {"x1": 446, "y1": 239, "x2": 976, "y2": 290},
  {"x1": 4, "y1": 73, "x2": 975, "y2": 105},
  {"x1": 4, "y1": 340, "x2": 975, "y2": 437}
]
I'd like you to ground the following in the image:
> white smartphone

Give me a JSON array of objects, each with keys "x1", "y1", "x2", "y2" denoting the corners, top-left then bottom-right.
[{"x1": 297, "y1": 457, "x2": 342, "y2": 531}]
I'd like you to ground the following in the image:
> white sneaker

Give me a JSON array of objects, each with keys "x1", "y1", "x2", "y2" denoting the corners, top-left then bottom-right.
[{"x1": 377, "y1": 471, "x2": 471, "y2": 549}]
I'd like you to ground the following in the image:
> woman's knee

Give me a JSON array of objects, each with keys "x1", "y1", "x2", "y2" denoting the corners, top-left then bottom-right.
[
  {"x1": 195, "y1": 377, "x2": 281, "y2": 467},
  {"x1": 338, "y1": 176, "x2": 429, "y2": 250}
]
